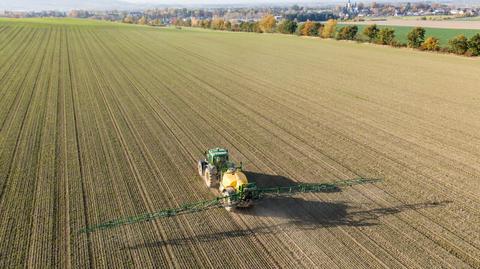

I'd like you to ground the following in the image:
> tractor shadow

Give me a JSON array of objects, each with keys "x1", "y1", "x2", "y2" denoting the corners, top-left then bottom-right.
[
  {"x1": 245, "y1": 171, "x2": 302, "y2": 188},
  {"x1": 126, "y1": 172, "x2": 450, "y2": 249},
  {"x1": 241, "y1": 172, "x2": 447, "y2": 227}
]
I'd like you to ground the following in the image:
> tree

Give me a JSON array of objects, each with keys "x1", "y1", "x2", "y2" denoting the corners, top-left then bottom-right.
[
  {"x1": 467, "y1": 33, "x2": 480, "y2": 56},
  {"x1": 174, "y1": 18, "x2": 182, "y2": 26},
  {"x1": 239, "y1": 21, "x2": 250, "y2": 32},
  {"x1": 336, "y1": 25, "x2": 358, "y2": 40},
  {"x1": 137, "y1": 16, "x2": 148, "y2": 25},
  {"x1": 123, "y1": 15, "x2": 134, "y2": 24},
  {"x1": 259, "y1": 15, "x2": 277, "y2": 33},
  {"x1": 225, "y1": 21, "x2": 232, "y2": 31},
  {"x1": 211, "y1": 19, "x2": 225, "y2": 30},
  {"x1": 301, "y1": 21, "x2": 314, "y2": 36},
  {"x1": 407, "y1": 27, "x2": 426, "y2": 48},
  {"x1": 253, "y1": 22, "x2": 263, "y2": 33},
  {"x1": 363, "y1": 24, "x2": 379, "y2": 42},
  {"x1": 150, "y1": 18, "x2": 162, "y2": 26},
  {"x1": 321, "y1": 19, "x2": 337, "y2": 38},
  {"x1": 376, "y1": 28, "x2": 395, "y2": 45},
  {"x1": 296, "y1": 22, "x2": 305, "y2": 35},
  {"x1": 421, "y1": 36, "x2": 440, "y2": 51},
  {"x1": 448, "y1": 35, "x2": 469, "y2": 55},
  {"x1": 317, "y1": 23, "x2": 324, "y2": 37},
  {"x1": 230, "y1": 22, "x2": 240, "y2": 32},
  {"x1": 191, "y1": 17, "x2": 200, "y2": 27},
  {"x1": 277, "y1": 20, "x2": 297, "y2": 34},
  {"x1": 201, "y1": 20, "x2": 211, "y2": 29},
  {"x1": 300, "y1": 21, "x2": 322, "y2": 36}
]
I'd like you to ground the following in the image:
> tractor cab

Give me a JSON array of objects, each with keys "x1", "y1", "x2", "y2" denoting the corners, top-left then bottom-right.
[
  {"x1": 199, "y1": 148, "x2": 244, "y2": 189},
  {"x1": 206, "y1": 148, "x2": 229, "y2": 170}
]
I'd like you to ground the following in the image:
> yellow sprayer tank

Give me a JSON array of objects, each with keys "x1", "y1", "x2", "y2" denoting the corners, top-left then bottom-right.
[{"x1": 220, "y1": 169, "x2": 248, "y2": 192}]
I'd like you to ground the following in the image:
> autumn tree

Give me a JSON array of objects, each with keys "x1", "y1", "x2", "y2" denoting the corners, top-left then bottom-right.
[
  {"x1": 336, "y1": 25, "x2": 358, "y2": 40},
  {"x1": 300, "y1": 21, "x2": 322, "y2": 36},
  {"x1": 150, "y1": 18, "x2": 161, "y2": 26},
  {"x1": 321, "y1": 19, "x2": 337, "y2": 38},
  {"x1": 211, "y1": 19, "x2": 226, "y2": 30},
  {"x1": 137, "y1": 16, "x2": 148, "y2": 25},
  {"x1": 407, "y1": 27, "x2": 426, "y2": 48},
  {"x1": 230, "y1": 22, "x2": 240, "y2": 32},
  {"x1": 376, "y1": 28, "x2": 395, "y2": 45},
  {"x1": 123, "y1": 15, "x2": 134, "y2": 24},
  {"x1": 363, "y1": 24, "x2": 379, "y2": 42},
  {"x1": 301, "y1": 21, "x2": 314, "y2": 36},
  {"x1": 448, "y1": 35, "x2": 469, "y2": 55},
  {"x1": 191, "y1": 17, "x2": 200, "y2": 27},
  {"x1": 201, "y1": 20, "x2": 211, "y2": 29},
  {"x1": 421, "y1": 36, "x2": 440, "y2": 51},
  {"x1": 467, "y1": 33, "x2": 480, "y2": 56},
  {"x1": 259, "y1": 15, "x2": 277, "y2": 33}
]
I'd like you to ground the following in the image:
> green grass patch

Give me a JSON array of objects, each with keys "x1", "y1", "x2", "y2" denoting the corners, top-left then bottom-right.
[{"x1": 343, "y1": 24, "x2": 479, "y2": 46}]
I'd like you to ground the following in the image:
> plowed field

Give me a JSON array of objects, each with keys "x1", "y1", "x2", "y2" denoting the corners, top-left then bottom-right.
[{"x1": 1, "y1": 18, "x2": 479, "y2": 268}]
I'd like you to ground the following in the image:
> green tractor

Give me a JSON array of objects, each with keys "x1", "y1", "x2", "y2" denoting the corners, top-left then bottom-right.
[
  {"x1": 197, "y1": 148, "x2": 246, "y2": 189},
  {"x1": 198, "y1": 148, "x2": 252, "y2": 210}
]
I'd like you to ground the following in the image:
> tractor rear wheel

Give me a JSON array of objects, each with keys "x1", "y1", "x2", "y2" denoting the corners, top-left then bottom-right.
[{"x1": 204, "y1": 168, "x2": 215, "y2": 188}]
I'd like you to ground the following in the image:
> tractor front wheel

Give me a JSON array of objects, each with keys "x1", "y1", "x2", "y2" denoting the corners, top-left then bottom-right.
[{"x1": 197, "y1": 160, "x2": 205, "y2": 177}]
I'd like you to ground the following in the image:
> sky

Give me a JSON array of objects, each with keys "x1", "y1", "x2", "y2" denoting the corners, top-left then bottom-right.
[
  {"x1": 0, "y1": 0, "x2": 346, "y2": 11},
  {"x1": 109, "y1": 0, "x2": 341, "y2": 4},
  {"x1": 1, "y1": 0, "x2": 472, "y2": 12}
]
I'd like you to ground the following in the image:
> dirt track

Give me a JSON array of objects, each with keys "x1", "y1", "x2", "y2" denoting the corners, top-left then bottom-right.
[{"x1": 0, "y1": 20, "x2": 480, "y2": 268}]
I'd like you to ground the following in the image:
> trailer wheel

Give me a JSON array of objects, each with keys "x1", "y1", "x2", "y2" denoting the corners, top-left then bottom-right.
[{"x1": 223, "y1": 187, "x2": 236, "y2": 211}]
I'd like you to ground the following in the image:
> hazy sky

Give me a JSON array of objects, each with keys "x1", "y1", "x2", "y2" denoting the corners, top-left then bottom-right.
[
  {"x1": 0, "y1": 0, "x2": 349, "y2": 11},
  {"x1": 120, "y1": 0, "x2": 349, "y2": 5},
  {"x1": 0, "y1": 0, "x2": 449, "y2": 11},
  {"x1": 122, "y1": 0, "x2": 339, "y2": 3}
]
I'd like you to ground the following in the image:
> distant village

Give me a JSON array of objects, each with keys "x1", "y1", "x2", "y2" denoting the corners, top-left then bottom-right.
[
  {"x1": 1, "y1": 1, "x2": 479, "y2": 24},
  {"x1": 337, "y1": 1, "x2": 479, "y2": 19}
]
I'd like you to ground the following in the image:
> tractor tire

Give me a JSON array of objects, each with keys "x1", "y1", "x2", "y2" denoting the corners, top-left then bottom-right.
[
  {"x1": 204, "y1": 167, "x2": 216, "y2": 188},
  {"x1": 197, "y1": 160, "x2": 205, "y2": 177},
  {"x1": 223, "y1": 187, "x2": 236, "y2": 211}
]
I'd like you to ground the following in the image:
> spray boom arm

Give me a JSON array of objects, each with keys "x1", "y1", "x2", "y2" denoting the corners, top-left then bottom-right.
[{"x1": 80, "y1": 178, "x2": 379, "y2": 234}]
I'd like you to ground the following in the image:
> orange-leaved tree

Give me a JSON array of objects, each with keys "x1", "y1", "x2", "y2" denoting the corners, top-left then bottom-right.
[
  {"x1": 421, "y1": 36, "x2": 440, "y2": 51},
  {"x1": 259, "y1": 15, "x2": 277, "y2": 33},
  {"x1": 321, "y1": 19, "x2": 337, "y2": 38}
]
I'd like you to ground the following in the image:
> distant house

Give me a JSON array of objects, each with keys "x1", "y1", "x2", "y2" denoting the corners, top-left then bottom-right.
[{"x1": 450, "y1": 9, "x2": 464, "y2": 15}]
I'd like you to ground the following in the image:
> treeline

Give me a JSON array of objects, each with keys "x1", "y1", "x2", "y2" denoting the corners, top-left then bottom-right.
[
  {"x1": 358, "y1": 24, "x2": 480, "y2": 56},
  {"x1": 174, "y1": 15, "x2": 479, "y2": 57}
]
